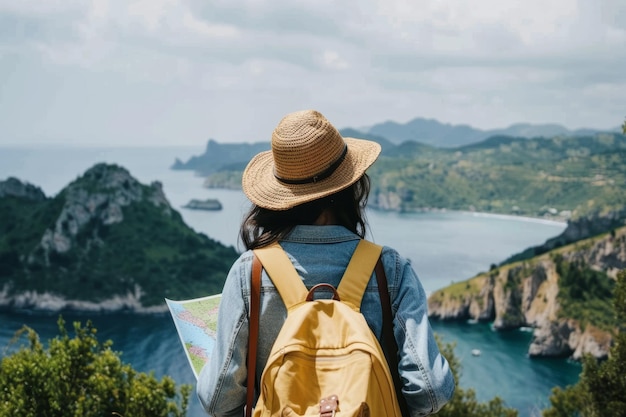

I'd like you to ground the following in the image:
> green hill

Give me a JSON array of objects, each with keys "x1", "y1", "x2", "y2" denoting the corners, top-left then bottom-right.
[
  {"x1": 368, "y1": 133, "x2": 626, "y2": 219},
  {"x1": 0, "y1": 164, "x2": 239, "y2": 312}
]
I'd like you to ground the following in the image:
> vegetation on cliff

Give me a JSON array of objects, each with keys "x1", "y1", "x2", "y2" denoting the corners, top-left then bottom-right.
[
  {"x1": 543, "y1": 270, "x2": 626, "y2": 417},
  {"x1": 553, "y1": 254, "x2": 615, "y2": 330},
  {"x1": 0, "y1": 164, "x2": 239, "y2": 311}
]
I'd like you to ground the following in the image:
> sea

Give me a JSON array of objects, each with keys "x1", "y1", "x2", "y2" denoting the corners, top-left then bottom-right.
[{"x1": 0, "y1": 145, "x2": 581, "y2": 417}]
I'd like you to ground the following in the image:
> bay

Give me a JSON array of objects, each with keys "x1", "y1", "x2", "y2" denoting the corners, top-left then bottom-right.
[
  {"x1": 0, "y1": 145, "x2": 579, "y2": 416},
  {"x1": 430, "y1": 321, "x2": 581, "y2": 416}
]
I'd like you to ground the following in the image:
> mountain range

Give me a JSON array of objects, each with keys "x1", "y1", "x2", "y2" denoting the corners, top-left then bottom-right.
[
  {"x1": 363, "y1": 117, "x2": 620, "y2": 147},
  {"x1": 172, "y1": 117, "x2": 619, "y2": 176}
]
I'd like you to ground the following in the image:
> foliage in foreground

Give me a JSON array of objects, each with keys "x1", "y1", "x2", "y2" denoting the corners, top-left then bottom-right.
[
  {"x1": 0, "y1": 318, "x2": 190, "y2": 417},
  {"x1": 436, "y1": 336, "x2": 518, "y2": 417},
  {"x1": 543, "y1": 269, "x2": 626, "y2": 417}
]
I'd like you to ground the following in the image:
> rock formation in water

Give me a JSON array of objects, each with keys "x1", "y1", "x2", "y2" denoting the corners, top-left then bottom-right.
[{"x1": 428, "y1": 226, "x2": 626, "y2": 359}]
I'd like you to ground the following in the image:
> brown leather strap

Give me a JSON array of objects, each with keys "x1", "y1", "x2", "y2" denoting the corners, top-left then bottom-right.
[
  {"x1": 246, "y1": 254, "x2": 262, "y2": 417},
  {"x1": 375, "y1": 259, "x2": 410, "y2": 417}
]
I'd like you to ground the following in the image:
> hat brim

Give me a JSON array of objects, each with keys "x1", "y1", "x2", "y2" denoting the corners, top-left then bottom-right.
[{"x1": 242, "y1": 137, "x2": 381, "y2": 210}]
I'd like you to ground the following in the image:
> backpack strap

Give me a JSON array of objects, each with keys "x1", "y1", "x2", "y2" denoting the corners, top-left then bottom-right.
[
  {"x1": 254, "y1": 240, "x2": 382, "y2": 310},
  {"x1": 246, "y1": 254, "x2": 262, "y2": 417},
  {"x1": 253, "y1": 243, "x2": 308, "y2": 310},
  {"x1": 375, "y1": 259, "x2": 411, "y2": 417},
  {"x1": 337, "y1": 240, "x2": 383, "y2": 309}
]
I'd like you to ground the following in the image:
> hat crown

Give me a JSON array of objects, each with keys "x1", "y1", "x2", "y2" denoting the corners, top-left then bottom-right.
[{"x1": 272, "y1": 110, "x2": 346, "y2": 182}]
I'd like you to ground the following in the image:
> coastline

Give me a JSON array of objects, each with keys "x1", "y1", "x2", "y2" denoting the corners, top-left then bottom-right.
[
  {"x1": 369, "y1": 205, "x2": 568, "y2": 227},
  {"x1": 459, "y1": 210, "x2": 567, "y2": 227},
  {"x1": 202, "y1": 182, "x2": 570, "y2": 227},
  {"x1": 0, "y1": 285, "x2": 170, "y2": 315}
]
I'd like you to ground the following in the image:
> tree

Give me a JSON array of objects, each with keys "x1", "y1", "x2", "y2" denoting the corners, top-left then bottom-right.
[
  {"x1": 0, "y1": 317, "x2": 190, "y2": 417},
  {"x1": 436, "y1": 336, "x2": 518, "y2": 417},
  {"x1": 543, "y1": 269, "x2": 626, "y2": 417}
]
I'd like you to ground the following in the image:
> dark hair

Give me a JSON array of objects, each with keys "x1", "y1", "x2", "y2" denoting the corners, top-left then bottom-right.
[{"x1": 240, "y1": 174, "x2": 371, "y2": 250}]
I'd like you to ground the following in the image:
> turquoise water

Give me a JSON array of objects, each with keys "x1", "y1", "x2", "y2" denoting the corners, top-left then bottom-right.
[
  {"x1": 430, "y1": 321, "x2": 581, "y2": 416},
  {"x1": 0, "y1": 146, "x2": 577, "y2": 416}
]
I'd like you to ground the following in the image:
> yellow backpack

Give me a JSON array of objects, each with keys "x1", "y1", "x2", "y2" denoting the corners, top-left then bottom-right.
[{"x1": 249, "y1": 240, "x2": 403, "y2": 417}]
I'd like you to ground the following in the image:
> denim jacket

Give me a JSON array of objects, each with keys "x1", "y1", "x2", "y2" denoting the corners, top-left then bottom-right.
[{"x1": 197, "y1": 225, "x2": 455, "y2": 416}]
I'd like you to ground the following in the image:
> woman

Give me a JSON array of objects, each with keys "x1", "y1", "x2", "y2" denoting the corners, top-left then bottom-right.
[{"x1": 197, "y1": 110, "x2": 455, "y2": 416}]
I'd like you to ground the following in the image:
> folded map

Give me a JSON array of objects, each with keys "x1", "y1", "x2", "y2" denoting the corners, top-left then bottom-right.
[{"x1": 165, "y1": 294, "x2": 222, "y2": 379}]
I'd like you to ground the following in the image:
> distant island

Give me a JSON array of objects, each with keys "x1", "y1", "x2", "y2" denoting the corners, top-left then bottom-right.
[{"x1": 182, "y1": 198, "x2": 222, "y2": 211}]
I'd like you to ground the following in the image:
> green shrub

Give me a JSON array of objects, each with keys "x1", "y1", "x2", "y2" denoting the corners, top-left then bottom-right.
[{"x1": 0, "y1": 318, "x2": 190, "y2": 417}]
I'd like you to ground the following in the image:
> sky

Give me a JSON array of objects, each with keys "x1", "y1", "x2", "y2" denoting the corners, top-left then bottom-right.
[{"x1": 1, "y1": 0, "x2": 625, "y2": 147}]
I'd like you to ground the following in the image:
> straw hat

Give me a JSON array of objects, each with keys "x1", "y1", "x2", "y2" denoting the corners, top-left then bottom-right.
[{"x1": 242, "y1": 110, "x2": 381, "y2": 210}]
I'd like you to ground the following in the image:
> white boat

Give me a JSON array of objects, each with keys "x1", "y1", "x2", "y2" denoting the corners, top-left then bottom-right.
[{"x1": 471, "y1": 349, "x2": 482, "y2": 357}]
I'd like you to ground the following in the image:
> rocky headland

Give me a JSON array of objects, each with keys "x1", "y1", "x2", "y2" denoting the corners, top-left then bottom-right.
[
  {"x1": 0, "y1": 164, "x2": 238, "y2": 313},
  {"x1": 428, "y1": 226, "x2": 626, "y2": 359}
]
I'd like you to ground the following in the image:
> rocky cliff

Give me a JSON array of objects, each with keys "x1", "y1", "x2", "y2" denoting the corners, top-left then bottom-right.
[
  {"x1": 35, "y1": 163, "x2": 171, "y2": 258},
  {"x1": 428, "y1": 226, "x2": 626, "y2": 359},
  {"x1": 0, "y1": 164, "x2": 238, "y2": 313}
]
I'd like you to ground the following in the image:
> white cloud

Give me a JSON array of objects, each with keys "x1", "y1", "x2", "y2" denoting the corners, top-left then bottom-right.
[
  {"x1": 0, "y1": 0, "x2": 86, "y2": 15},
  {"x1": 181, "y1": 11, "x2": 240, "y2": 38},
  {"x1": 0, "y1": 0, "x2": 624, "y2": 146},
  {"x1": 126, "y1": 0, "x2": 172, "y2": 32},
  {"x1": 321, "y1": 51, "x2": 349, "y2": 70}
]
